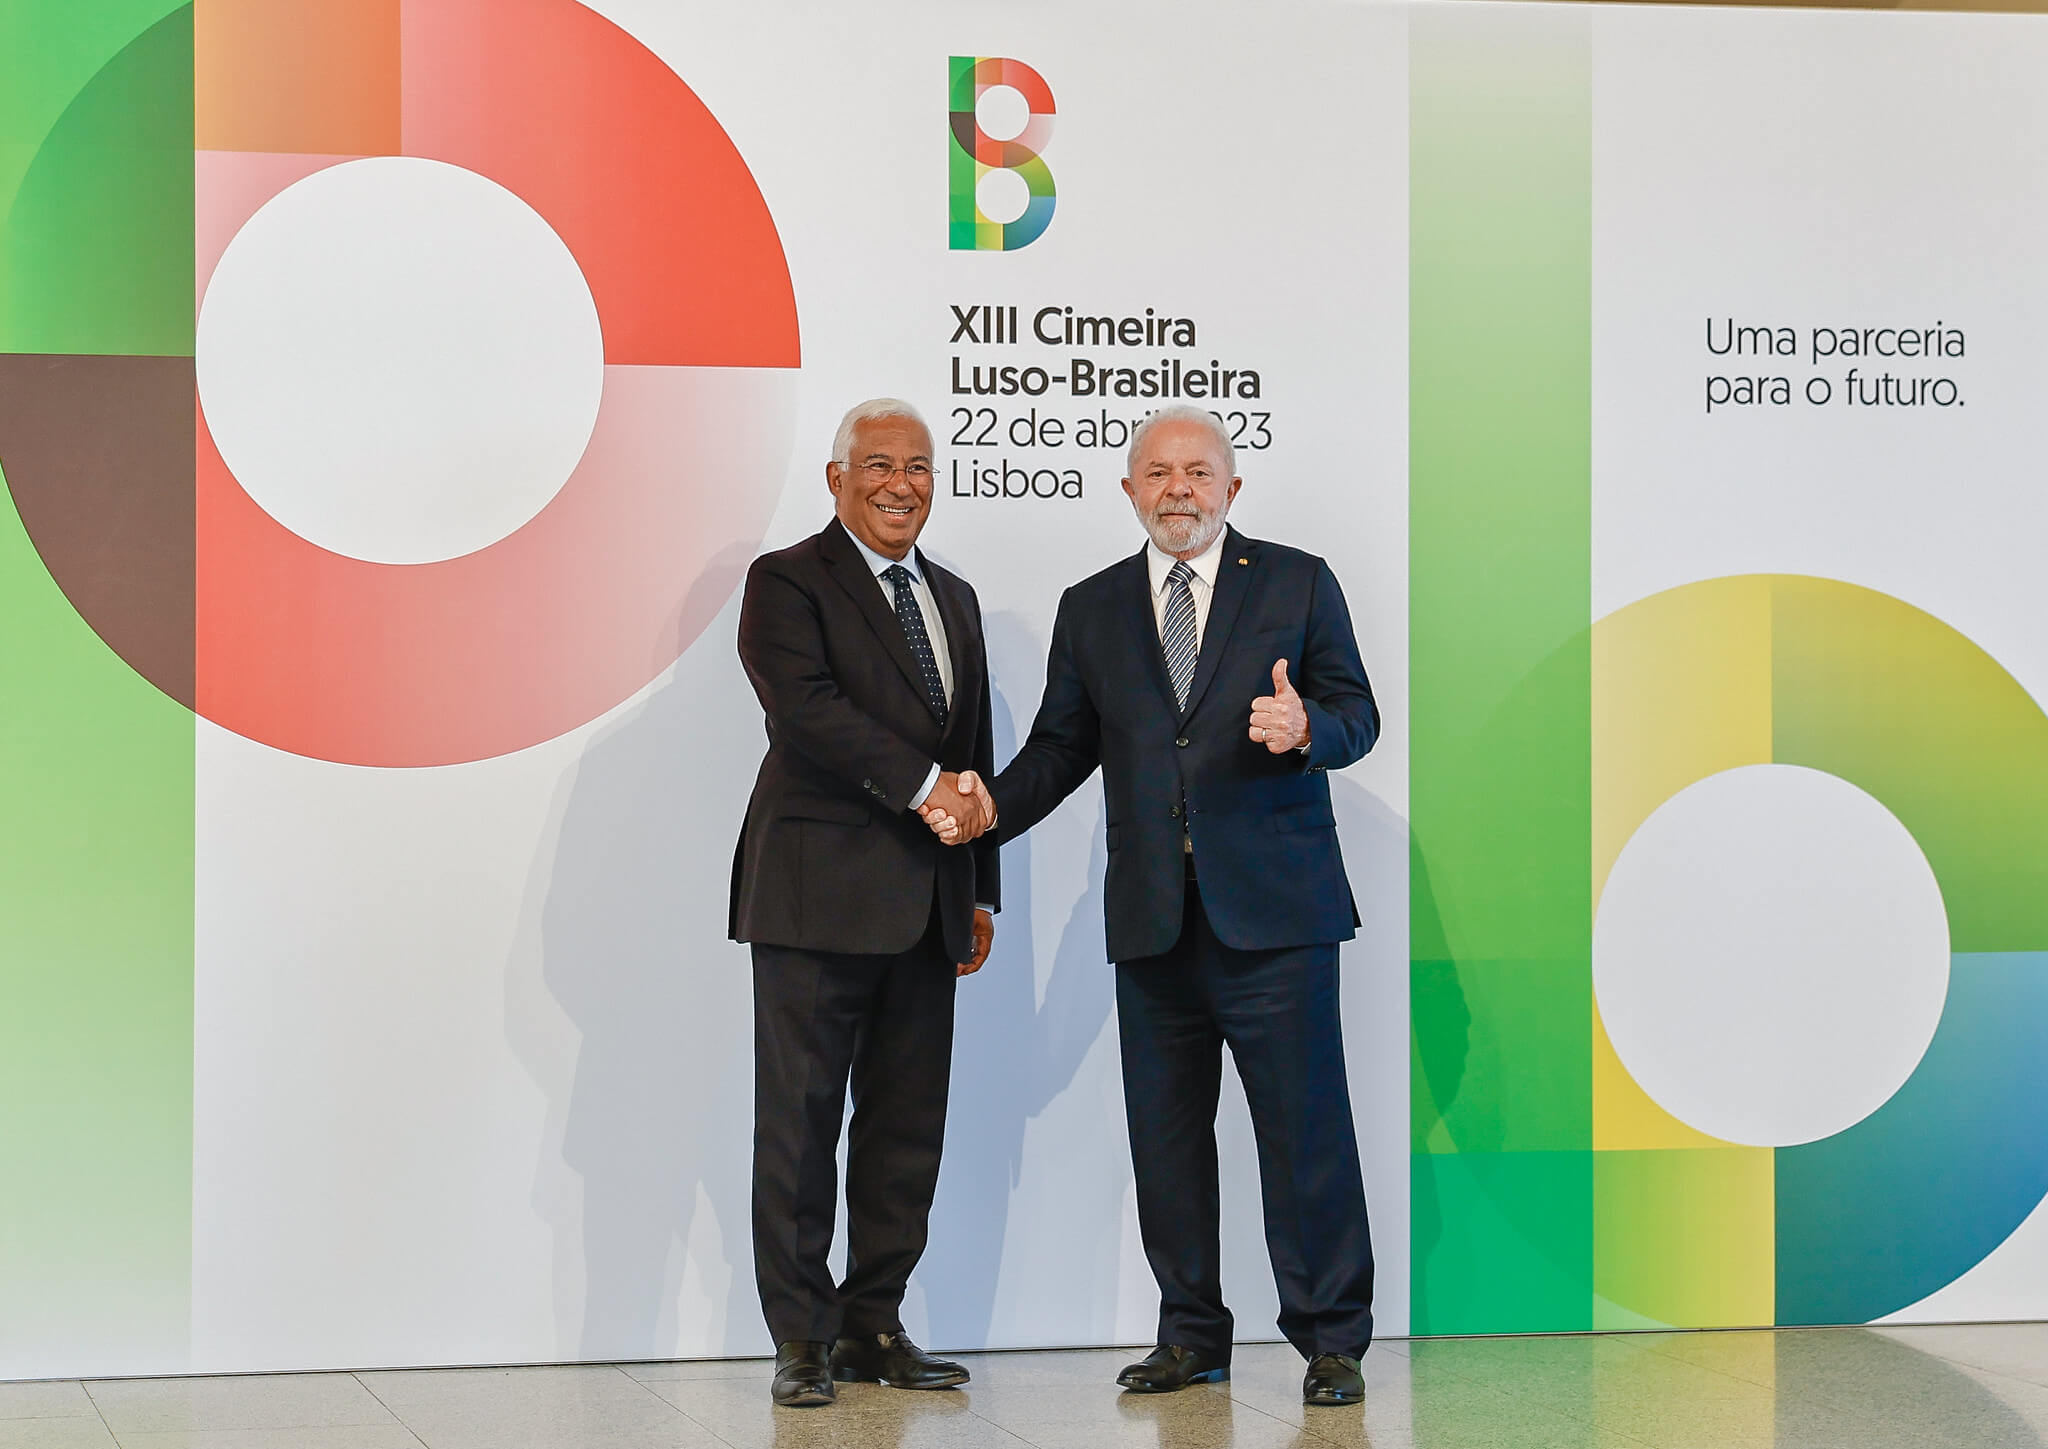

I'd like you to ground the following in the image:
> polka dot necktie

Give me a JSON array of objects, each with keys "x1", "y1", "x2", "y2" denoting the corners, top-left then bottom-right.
[
  {"x1": 882, "y1": 563, "x2": 948, "y2": 727},
  {"x1": 1162, "y1": 561, "x2": 1199, "y2": 710}
]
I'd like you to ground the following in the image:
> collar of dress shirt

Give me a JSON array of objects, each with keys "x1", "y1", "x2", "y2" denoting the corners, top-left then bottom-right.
[
  {"x1": 846, "y1": 527, "x2": 925, "y2": 585},
  {"x1": 1145, "y1": 526, "x2": 1228, "y2": 596}
]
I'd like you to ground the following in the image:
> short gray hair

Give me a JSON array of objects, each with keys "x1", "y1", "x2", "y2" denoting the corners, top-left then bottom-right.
[
  {"x1": 833, "y1": 398, "x2": 929, "y2": 467},
  {"x1": 1127, "y1": 404, "x2": 1235, "y2": 479}
]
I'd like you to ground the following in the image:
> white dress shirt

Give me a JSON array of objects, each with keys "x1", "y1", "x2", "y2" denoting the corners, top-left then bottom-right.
[
  {"x1": 846, "y1": 531, "x2": 953, "y2": 809},
  {"x1": 1145, "y1": 528, "x2": 1227, "y2": 649}
]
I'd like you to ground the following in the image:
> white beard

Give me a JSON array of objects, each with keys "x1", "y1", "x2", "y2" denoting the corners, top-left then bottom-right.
[{"x1": 1142, "y1": 505, "x2": 1225, "y2": 557}]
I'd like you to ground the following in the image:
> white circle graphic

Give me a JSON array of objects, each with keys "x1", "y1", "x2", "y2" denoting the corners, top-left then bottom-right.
[
  {"x1": 976, "y1": 166, "x2": 1030, "y2": 226},
  {"x1": 197, "y1": 157, "x2": 604, "y2": 565},
  {"x1": 975, "y1": 83, "x2": 1030, "y2": 143},
  {"x1": 1592, "y1": 764, "x2": 1950, "y2": 1148}
]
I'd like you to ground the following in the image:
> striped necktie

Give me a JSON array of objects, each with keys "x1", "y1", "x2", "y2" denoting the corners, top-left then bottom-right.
[
  {"x1": 882, "y1": 563, "x2": 948, "y2": 726},
  {"x1": 1162, "y1": 560, "x2": 1198, "y2": 710}
]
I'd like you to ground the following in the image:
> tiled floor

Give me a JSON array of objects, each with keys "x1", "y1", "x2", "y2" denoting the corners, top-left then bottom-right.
[{"x1": 5, "y1": 1325, "x2": 2047, "y2": 1448}]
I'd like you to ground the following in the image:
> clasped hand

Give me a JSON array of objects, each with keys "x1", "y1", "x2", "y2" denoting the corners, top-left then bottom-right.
[
  {"x1": 920, "y1": 661, "x2": 1301, "y2": 846},
  {"x1": 919, "y1": 770, "x2": 995, "y2": 845}
]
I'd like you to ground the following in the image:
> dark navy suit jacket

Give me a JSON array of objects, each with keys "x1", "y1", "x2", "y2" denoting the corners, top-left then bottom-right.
[{"x1": 988, "y1": 526, "x2": 1378, "y2": 962}]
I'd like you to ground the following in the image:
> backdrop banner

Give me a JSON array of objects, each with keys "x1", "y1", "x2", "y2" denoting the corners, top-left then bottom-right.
[{"x1": 1, "y1": 0, "x2": 2044, "y2": 1378}]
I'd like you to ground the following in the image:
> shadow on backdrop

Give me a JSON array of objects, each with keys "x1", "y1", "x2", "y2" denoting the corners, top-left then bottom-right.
[
  {"x1": 508, "y1": 586, "x2": 1411, "y2": 1360},
  {"x1": 919, "y1": 607, "x2": 1126, "y2": 1348},
  {"x1": 512, "y1": 544, "x2": 760, "y2": 1361}
]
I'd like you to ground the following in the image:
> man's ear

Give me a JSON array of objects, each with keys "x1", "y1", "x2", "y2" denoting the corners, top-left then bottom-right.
[{"x1": 826, "y1": 461, "x2": 844, "y2": 498}]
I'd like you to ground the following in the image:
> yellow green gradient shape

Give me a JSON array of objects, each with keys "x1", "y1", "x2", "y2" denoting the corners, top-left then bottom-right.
[
  {"x1": 1, "y1": 1, "x2": 195, "y2": 1373},
  {"x1": 1407, "y1": 1, "x2": 2048, "y2": 1332},
  {"x1": 1592, "y1": 575, "x2": 2048, "y2": 1328},
  {"x1": 1410, "y1": 6, "x2": 1593, "y2": 1334}
]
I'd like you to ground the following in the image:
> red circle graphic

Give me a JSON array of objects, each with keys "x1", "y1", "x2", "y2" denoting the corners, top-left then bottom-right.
[{"x1": 185, "y1": 0, "x2": 800, "y2": 765}]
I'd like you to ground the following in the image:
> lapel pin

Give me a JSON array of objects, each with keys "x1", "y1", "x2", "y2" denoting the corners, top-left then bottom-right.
[{"x1": 1237, "y1": 557, "x2": 1249, "y2": 566}]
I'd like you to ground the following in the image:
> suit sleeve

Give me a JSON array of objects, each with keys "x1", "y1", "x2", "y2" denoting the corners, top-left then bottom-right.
[
  {"x1": 988, "y1": 588, "x2": 1103, "y2": 841},
  {"x1": 971, "y1": 619, "x2": 1001, "y2": 914},
  {"x1": 737, "y1": 555, "x2": 935, "y2": 812},
  {"x1": 1296, "y1": 559, "x2": 1380, "y2": 773}
]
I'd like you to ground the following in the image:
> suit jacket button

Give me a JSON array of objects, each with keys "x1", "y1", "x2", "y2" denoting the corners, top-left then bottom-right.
[
  {"x1": 863, "y1": 779, "x2": 873, "y2": 789},
  {"x1": 1175, "y1": 737, "x2": 1189, "y2": 748}
]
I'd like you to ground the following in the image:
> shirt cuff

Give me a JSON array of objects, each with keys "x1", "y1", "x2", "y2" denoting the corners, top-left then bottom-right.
[
  {"x1": 974, "y1": 903, "x2": 997, "y2": 916},
  {"x1": 908, "y1": 762, "x2": 942, "y2": 811}
]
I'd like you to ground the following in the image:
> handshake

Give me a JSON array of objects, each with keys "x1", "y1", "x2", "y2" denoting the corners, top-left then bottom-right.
[{"x1": 918, "y1": 770, "x2": 996, "y2": 845}]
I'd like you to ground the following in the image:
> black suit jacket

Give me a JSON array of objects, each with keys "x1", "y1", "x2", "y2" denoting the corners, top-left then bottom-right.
[
  {"x1": 988, "y1": 527, "x2": 1377, "y2": 962},
  {"x1": 730, "y1": 518, "x2": 999, "y2": 964}
]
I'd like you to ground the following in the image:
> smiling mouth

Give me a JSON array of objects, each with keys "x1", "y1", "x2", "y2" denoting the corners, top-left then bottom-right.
[{"x1": 875, "y1": 503, "x2": 915, "y2": 516}]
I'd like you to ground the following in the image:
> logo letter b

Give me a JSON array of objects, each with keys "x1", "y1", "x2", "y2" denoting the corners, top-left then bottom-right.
[{"x1": 949, "y1": 57, "x2": 1056, "y2": 251}]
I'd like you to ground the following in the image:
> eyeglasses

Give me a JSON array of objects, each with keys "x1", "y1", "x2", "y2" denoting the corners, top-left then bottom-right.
[{"x1": 856, "y1": 461, "x2": 933, "y2": 484}]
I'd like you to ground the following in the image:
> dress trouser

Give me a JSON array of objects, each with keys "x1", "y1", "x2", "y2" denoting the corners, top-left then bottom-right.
[
  {"x1": 751, "y1": 917, "x2": 957, "y2": 1346},
  {"x1": 1114, "y1": 874, "x2": 1375, "y2": 1361}
]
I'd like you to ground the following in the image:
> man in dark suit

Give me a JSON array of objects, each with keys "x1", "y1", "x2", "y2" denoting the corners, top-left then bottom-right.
[
  {"x1": 731, "y1": 399, "x2": 999, "y2": 1408},
  {"x1": 924, "y1": 405, "x2": 1378, "y2": 1407}
]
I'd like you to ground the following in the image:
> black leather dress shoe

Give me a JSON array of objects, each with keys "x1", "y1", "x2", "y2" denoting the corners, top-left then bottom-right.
[
  {"x1": 831, "y1": 1331, "x2": 970, "y2": 1389},
  {"x1": 771, "y1": 1340, "x2": 835, "y2": 1407},
  {"x1": 1116, "y1": 1344, "x2": 1230, "y2": 1392},
  {"x1": 1302, "y1": 1352, "x2": 1365, "y2": 1406}
]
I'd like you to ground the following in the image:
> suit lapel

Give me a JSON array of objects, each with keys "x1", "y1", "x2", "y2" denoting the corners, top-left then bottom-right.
[
  {"x1": 1121, "y1": 548, "x2": 1183, "y2": 719},
  {"x1": 1178, "y1": 527, "x2": 1254, "y2": 725},
  {"x1": 819, "y1": 519, "x2": 930, "y2": 709}
]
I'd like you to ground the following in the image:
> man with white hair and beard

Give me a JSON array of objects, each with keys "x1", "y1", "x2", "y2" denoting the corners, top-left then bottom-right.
[{"x1": 922, "y1": 405, "x2": 1381, "y2": 1408}]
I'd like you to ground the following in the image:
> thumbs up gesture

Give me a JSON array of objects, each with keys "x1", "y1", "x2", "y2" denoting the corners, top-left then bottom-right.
[{"x1": 1249, "y1": 659, "x2": 1311, "y2": 754}]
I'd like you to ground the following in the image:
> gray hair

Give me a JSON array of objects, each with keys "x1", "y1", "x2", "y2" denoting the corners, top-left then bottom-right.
[
  {"x1": 1126, "y1": 404, "x2": 1235, "y2": 479},
  {"x1": 833, "y1": 398, "x2": 929, "y2": 467}
]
